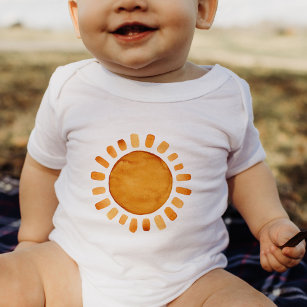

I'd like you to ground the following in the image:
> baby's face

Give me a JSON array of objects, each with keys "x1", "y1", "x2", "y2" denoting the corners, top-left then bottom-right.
[{"x1": 69, "y1": 0, "x2": 217, "y2": 79}]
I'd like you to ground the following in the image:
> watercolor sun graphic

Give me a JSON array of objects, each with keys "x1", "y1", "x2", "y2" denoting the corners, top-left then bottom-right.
[{"x1": 91, "y1": 133, "x2": 191, "y2": 233}]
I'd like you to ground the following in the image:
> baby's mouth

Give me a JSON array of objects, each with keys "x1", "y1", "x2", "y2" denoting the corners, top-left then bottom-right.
[{"x1": 112, "y1": 24, "x2": 157, "y2": 36}]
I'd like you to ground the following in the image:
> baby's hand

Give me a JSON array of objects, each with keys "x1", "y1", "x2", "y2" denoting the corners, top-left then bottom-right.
[{"x1": 258, "y1": 218, "x2": 306, "y2": 272}]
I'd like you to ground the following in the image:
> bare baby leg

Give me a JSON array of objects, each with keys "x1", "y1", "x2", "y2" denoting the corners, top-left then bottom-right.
[
  {"x1": 168, "y1": 268, "x2": 276, "y2": 307},
  {"x1": 0, "y1": 241, "x2": 82, "y2": 307}
]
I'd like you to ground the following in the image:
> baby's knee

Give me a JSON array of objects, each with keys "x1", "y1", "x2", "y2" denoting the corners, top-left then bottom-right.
[
  {"x1": 205, "y1": 286, "x2": 276, "y2": 307},
  {"x1": 0, "y1": 252, "x2": 45, "y2": 307},
  {"x1": 226, "y1": 294, "x2": 276, "y2": 307}
]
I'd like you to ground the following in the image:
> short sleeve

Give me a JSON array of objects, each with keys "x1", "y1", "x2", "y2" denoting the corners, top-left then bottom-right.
[
  {"x1": 226, "y1": 79, "x2": 266, "y2": 178},
  {"x1": 27, "y1": 78, "x2": 67, "y2": 169}
]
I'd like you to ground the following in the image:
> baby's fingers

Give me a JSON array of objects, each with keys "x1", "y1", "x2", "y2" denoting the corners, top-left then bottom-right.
[
  {"x1": 281, "y1": 241, "x2": 306, "y2": 260},
  {"x1": 271, "y1": 245, "x2": 303, "y2": 269},
  {"x1": 266, "y1": 247, "x2": 288, "y2": 272},
  {"x1": 260, "y1": 250, "x2": 274, "y2": 272}
]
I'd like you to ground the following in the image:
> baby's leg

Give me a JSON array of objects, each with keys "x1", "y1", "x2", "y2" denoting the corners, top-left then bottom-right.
[
  {"x1": 0, "y1": 241, "x2": 82, "y2": 307},
  {"x1": 168, "y1": 268, "x2": 276, "y2": 307}
]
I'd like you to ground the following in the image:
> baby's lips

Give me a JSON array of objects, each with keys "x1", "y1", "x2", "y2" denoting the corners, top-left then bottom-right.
[{"x1": 110, "y1": 22, "x2": 158, "y2": 34}]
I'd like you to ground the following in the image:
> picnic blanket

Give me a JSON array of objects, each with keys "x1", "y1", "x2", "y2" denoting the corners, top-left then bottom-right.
[{"x1": 0, "y1": 175, "x2": 306, "y2": 306}]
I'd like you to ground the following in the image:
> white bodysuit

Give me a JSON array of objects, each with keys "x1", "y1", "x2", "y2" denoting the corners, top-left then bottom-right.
[{"x1": 28, "y1": 59, "x2": 266, "y2": 307}]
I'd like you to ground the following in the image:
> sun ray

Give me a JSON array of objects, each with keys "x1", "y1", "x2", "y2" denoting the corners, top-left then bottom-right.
[
  {"x1": 95, "y1": 198, "x2": 111, "y2": 210},
  {"x1": 91, "y1": 171, "x2": 105, "y2": 180},
  {"x1": 176, "y1": 187, "x2": 192, "y2": 195},
  {"x1": 107, "y1": 146, "x2": 117, "y2": 158},
  {"x1": 145, "y1": 134, "x2": 155, "y2": 148},
  {"x1": 92, "y1": 187, "x2": 106, "y2": 195},
  {"x1": 164, "y1": 207, "x2": 177, "y2": 221},
  {"x1": 129, "y1": 218, "x2": 138, "y2": 233},
  {"x1": 154, "y1": 215, "x2": 166, "y2": 230},
  {"x1": 119, "y1": 214, "x2": 128, "y2": 225},
  {"x1": 157, "y1": 141, "x2": 169, "y2": 153},
  {"x1": 118, "y1": 139, "x2": 127, "y2": 151},
  {"x1": 168, "y1": 153, "x2": 178, "y2": 162},
  {"x1": 95, "y1": 156, "x2": 109, "y2": 168},
  {"x1": 171, "y1": 197, "x2": 184, "y2": 208},
  {"x1": 130, "y1": 134, "x2": 140, "y2": 148},
  {"x1": 142, "y1": 218, "x2": 150, "y2": 231},
  {"x1": 107, "y1": 208, "x2": 118, "y2": 220},
  {"x1": 174, "y1": 163, "x2": 183, "y2": 171},
  {"x1": 176, "y1": 174, "x2": 191, "y2": 181}
]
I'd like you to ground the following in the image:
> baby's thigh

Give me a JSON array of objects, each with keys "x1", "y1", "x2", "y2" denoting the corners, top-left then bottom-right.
[
  {"x1": 0, "y1": 241, "x2": 82, "y2": 307},
  {"x1": 168, "y1": 268, "x2": 276, "y2": 307},
  {"x1": 0, "y1": 248, "x2": 44, "y2": 307}
]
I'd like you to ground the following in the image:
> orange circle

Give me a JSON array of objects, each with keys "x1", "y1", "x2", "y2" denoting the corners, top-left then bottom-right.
[{"x1": 109, "y1": 151, "x2": 173, "y2": 215}]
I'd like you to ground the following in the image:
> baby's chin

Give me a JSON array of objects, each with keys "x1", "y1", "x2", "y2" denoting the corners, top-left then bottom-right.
[
  {"x1": 99, "y1": 58, "x2": 185, "y2": 82},
  {"x1": 101, "y1": 59, "x2": 162, "y2": 78}
]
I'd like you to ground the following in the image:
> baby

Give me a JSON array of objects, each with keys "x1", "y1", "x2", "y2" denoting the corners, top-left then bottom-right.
[{"x1": 0, "y1": 0, "x2": 305, "y2": 306}]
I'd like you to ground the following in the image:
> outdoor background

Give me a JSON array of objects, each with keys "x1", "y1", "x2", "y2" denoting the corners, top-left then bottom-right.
[{"x1": 0, "y1": 0, "x2": 306, "y2": 227}]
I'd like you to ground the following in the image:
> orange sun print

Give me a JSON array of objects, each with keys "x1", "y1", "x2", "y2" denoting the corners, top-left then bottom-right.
[{"x1": 91, "y1": 134, "x2": 192, "y2": 233}]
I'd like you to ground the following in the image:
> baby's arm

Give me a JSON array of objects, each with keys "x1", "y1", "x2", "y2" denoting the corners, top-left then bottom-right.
[
  {"x1": 228, "y1": 161, "x2": 306, "y2": 272},
  {"x1": 16, "y1": 153, "x2": 60, "y2": 250}
]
